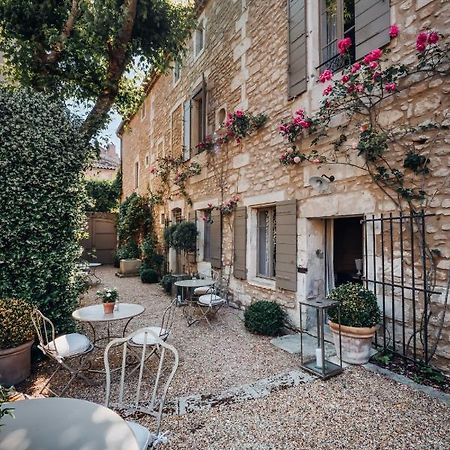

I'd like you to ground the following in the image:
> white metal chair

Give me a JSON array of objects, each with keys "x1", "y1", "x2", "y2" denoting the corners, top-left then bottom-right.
[
  {"x1": 31, "y1": 309, "x2": 95, "y2": 397},
  {"x1": 104, "y1": 329, "x2": 179, "y2": 449},
  {"x1": 194, "y1": 279, "x2": 228, "y2": 326},
  {"x1": 193, "y1": 268, "x2": 219, "y2": 296}
]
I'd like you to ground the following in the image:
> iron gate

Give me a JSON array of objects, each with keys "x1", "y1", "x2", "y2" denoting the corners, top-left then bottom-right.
[{"x1": 362, "y1": 211, "x2": 442, "y2": 365}]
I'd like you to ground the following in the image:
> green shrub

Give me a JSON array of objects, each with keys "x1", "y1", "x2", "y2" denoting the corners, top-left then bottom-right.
[
  {"x1": 85, "y1": 179, "x2": 120, "y2": 212},
  {"x1": 114, "y1": 241, "x2": 140, "y2": 267},
  {"x1": 164, "y1": 223, "x2": 179, "y2": 248},
  {"x1": 140, "y1": 268, "x2": 159, "y2": 284},
  {"x1": 117, "y1": 193, "x2": 152, "y2": 244},
  {"x1": 172, "y1": 221, "x2": 197, "y2": 252},
  {"x1": 141, "y1": 235, "x2": 164, "y2": 274},
  {"x1": 0, "y1": 298, "x2": 36, "y2": 349},
  {"x1": 161, "y1": 274, "x2": 174, "y2": 294},
  {"x1": 327, "y1": 282, "x2": 381, "y2": 328},
  {"x1": 0, "y1": 88, "x2": 92, "y2": 332},
  {"x1": 244, "y1": 301, "x2": 285, "y2": 336}
]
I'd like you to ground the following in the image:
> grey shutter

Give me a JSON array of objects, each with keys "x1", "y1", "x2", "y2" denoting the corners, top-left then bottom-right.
[
  {"x1": 210, "y1": 209, "x2": 222, "y2": 269},
  {"x1": 355, "y1": 0, "x2": 391, "y2": 60},
  {"x1": 201, "y1": 75, "x2": 207, "y2": 141},
  {"x1": 233, "y1": 207, "x2": 247, "y2": 280},
  {"x1": 183, "y1": 100, "x2": 191, "y2": 161},
  {"x1": 288, "y1": 0, "x2": 307, "y2": 99},
  {"x1": 276, "y1": 200, "x2": 297, "y2": 291}
]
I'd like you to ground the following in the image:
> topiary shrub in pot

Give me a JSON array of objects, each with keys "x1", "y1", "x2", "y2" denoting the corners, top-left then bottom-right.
[
  {"x1": 327, "y1": 282, "x2": 381, "y2": 364},
  {"x1": 0, "y1": 298, "x2": 36, "y2": 386},
  {"x1": 140, "y1": 268, "x2": 159, "y2": 284},
  {"x1": 244, "y1": 300, "x2": 285, "y2": 336}
]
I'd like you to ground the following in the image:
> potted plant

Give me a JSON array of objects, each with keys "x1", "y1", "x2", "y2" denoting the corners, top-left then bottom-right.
[
  {"x1": 0, "y1": 298, "x2": 36, "y2": 386},
  {"x1": 327, "y1": 283, "x2": 381, "y2": 365},
  {"x1": 97, "y1": 288, "x2": 118, "y2": 314}
]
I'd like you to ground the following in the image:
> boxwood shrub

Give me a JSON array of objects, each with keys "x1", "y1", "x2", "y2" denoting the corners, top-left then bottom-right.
[
  {"x1": 244, "y1": 300, "x2": 285, "y2": 336},
  {"x1": 140, "y1": 268, "x2": 159, "y2": 284}
]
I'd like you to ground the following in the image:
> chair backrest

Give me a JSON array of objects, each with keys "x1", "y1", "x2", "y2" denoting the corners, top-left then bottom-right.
[
  {"x1": 31, "y1": 309, "x2": 57, "y2": 355},
  {"x1": 160, "y1": 298, "x2": 177, "y2": 338},
  {"x1": 104, "y1": 329, "x2": 179, "y2": 433}
]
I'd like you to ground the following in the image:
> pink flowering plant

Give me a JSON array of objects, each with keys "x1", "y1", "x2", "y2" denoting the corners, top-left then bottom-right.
[
  {"x1": 218, "y1": 195, "x2": 240, "y2": 215},
  {"x1": 278, "y1": 28, "x2": 449, "y2": 205},
  {"x1": 195, "y1": 134, "x2": 215, "y2": 152},
  {"x1": 224, "y1": 110, "x2": 268, "y2": 142}
]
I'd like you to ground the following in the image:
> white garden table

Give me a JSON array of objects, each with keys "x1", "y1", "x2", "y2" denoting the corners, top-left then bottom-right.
[{"x1": 0, "y1": 397, "x2": 139, "y2": 450}]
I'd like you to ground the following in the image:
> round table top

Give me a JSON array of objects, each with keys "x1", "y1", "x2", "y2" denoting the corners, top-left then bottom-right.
[
  {"x1": 0, "y1": 397, "x2": 140, "y2": 450},
  {"x1": 72, "y1": 303, "x2": 145, "y2": 322},
  {"x1": 89, "y1": 262, "x2": 102, "y2": 267},
  {"x1": 174, "y1": 278, "x2": 215, "y2": 288}
]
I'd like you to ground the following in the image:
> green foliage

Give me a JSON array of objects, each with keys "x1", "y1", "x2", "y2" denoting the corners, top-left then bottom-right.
[
  {"x1": 117, "y1": 193, "x2": 152, "y2": 244},
  {"x1": 0, "y1": 0, "x2": 196, "y2": 136},
  {"x1": 0, "y1": 87, "x2": 91, "y2": 332},
  {"x1": 0, "y1": 386, "x2": 14, "y2": 425},
  {"x1": 140, "y1": 268, "x2": 159, "y2": 284},
  {"x1": 85, "y1": 178, "x2": 120, "y2": 212},
  {"x1": 114, "y1": 241, "x2": 140, "y2": 268},
  {"x1": 244, "y1": 301, "x2": 285, "y2": 336},
  {"x1": 96, "y1": 287, "x2": 118, "y2": 303},
  {"x1": 141, "y1": 236, "x2": 163, "y2": 274},
  {"x1": 161, "y1": 274, "x2": 174, "y2": 294},
  {"x1": 0, "y1": 298, "x2": 36, "y2": 349},
  {"x1": 171, "y1": 221, "x2": 197, "y2": 252},
  {"x1": 328, "y1": 282, "x2": 381, "y2": 328},
  {"x1": 164, "y1": 223, "x2": 179, "y2": 248}
]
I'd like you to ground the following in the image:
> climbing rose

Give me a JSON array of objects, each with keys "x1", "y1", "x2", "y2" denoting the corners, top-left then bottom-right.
[
  {"x1": 323, "y1": 85, "x2": 333, "y2": 96},
  {"x1": 385, "y1": 82, "x2": 397, "y2": 92},
  {"x1": 355, "y1": 84, "x2": 364, "y2": 92},
  {"x1": 428, "y1": 31, "x2": 439, "y2": 44},
  {"x1": 337, "y1": 37, "x2": 352, "y2": 54},
  {"x1": 341, "y1": 74, "x2": 350, "y2": 83},
  {"x1": 369, "y1": 61, "x2": 378, "y2": 70},
  {"x1": 351, "y1": 62, "x2": 361, "y2": 73},
  {"x1": 416, "y1": 31, "x2": 428, "y2": 52},
  {"x1": 389, "y1": 24, "x2": 400, "y2": 38},
  {"x1": 295, "y1": 109, "x2": 305, "y2": 117},
  {"x1": 319, "y1": 69, "x2": 333, "y2": 83},
  {"x1": 363, "y1": 49, "x2": 382, "y2": 64},
  {"x1": 293, "y1": 156, "x2": 301, "y2": 164},
  {"x1": 235, "y1": 110, "x2": 244, "y2": 118},
  {"x1": 299, "y1": 120, "x2": 311, "y2": 128}
]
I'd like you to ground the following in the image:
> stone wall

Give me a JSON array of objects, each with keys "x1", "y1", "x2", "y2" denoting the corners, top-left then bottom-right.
[{"x1": 119, "y1": 0, "x2": 450, "y2": 370}]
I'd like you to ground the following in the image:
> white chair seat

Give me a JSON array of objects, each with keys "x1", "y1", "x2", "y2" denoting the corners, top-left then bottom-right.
[
  {"x1": 193, "y1": 285, "x2": 213, "y2": 295},
  {"x1": 127, "y1": 420, "x2": 152, "y2": 450},
  {"x1": 44, "y1": 333, "x2": 91, "y2": 358},
  {"x1": 131, "y1": 326, "x2": 167, "y2": 345},
  {"x1": 198, "y1": 294, "x2": 226, "y2": 307}
]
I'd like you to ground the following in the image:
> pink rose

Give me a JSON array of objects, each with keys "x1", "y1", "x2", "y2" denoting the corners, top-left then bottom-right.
[
  {"x1": 389, "y1": 24, "x2": 400, "y2": 38},
  {"x1": 416, "y1": 31, "x2": 428, "y2": 44},
  {"x1": 337, "y1": 37, "x2": 352, "y2": 55},
  {"x1": 355, "y1": 84, "x2": 364, "y2": 92},
  {"x1": 293, "y1": 156, "x2": 301, "y2": 164},
  {"x1": 416, "y1": 42, "x2": 426, "y2": 52},
  {"x1": 351, "y1": 62, "x2": 361, "y2": 73},
  {"x1": 385, "y1": 82, "x2": 397, "y2": 92},
  {"x1": 341, "y1": 74, "x2": 350, "y2": 83},
  {"x1": 372, "y1": 71, "x2": 382, "y2": 80},
  {"x1": 293, "y1": 116, "x2": 303, "y2": 125},
  {"x1": 299, "y1": 120, "x2": 311, "y2": 128},
  {"x1": 369, "y1": 61, "x2": 378, "y2": 70},
  {"x1": 323, "y1": 85, "x2": 333, "y2": 96},
  {"x1": 347, "y1": 84, "x2": 355, "y2": 93},
  {"x1": 370, "y1": 49, "x2": 383, "y2": 60},
  {"x1": 235, "y1": 110, "x2": 244, "y2": 118},
  {"x1": 311, "y1": 158, "x2": 321, "y2": 164},
  {"x1": 428, "y1": 31, "x2": 439, "y2": 44},
  {"x1": 295, "y1": 108, "x2": 305, "y2": 117},
  {"x1": 319, "y1": 69, "x2": 333, "y2": 83}
]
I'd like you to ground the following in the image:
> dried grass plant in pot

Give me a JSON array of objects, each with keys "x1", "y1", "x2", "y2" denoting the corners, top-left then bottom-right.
[
  {"x1": 327, "y1": 283, "x2": 381, "y2": 364},
  {"x1": 0, "y1": 298, "x2": 36, "y2": 386}
]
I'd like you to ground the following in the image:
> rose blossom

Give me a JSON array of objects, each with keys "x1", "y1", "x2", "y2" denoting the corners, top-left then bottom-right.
[
  {"x1": 235, "y1": 110, "x2": 244, "y2": 118},
  {"x1": 299, "y1": 120, "x2": 311, "y2": 128},
  {"x1": 385, "y1": 82, "x2": 397, "y2": 92},
  {"x1": 337, "y1": 37, "x2": 352, "y2": 54},
  {"x1": 428, "y1": 31, "x2": 439, "y2": 44},
  {"x1": 341, "y1": 74, "x2": 350, "y2": 83},
  {"x1": 369, "y1": 61, "x2": 378, "y2": 70},
  {"x1": 351, "y1": 62, "x2": 361, "y2": 73},
  {"x1": 295, "y1": 108, "x2": 305, "y2": 117},
  {"x1": 389, "y1": 24, "x2": 400, "y2": 38},
  {"x1": 311, "y1": 158, "x2": 321, "y2": 164},
  {"x1": 323, "y1": 85, "x2": 333, "y2": 96},
  {"x1": 355, "y1": 84, "x2": 364, "y2": 92},
  {"x1": 293, "y1": 156, "x2": 301, "y2": 164},
  {"x1": 319, "y1": 69, "x2": 333, "y2": 83},
  {"x1": 364, "y1": 49, "x2": 382, "y2": 64}
]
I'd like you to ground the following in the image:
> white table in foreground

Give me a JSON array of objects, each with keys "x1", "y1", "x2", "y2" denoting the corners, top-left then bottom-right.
[{"x1": 0, "y1": 397, "x2": 139, "y2": 450}]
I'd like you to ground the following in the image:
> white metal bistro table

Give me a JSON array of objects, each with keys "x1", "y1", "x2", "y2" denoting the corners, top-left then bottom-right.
[
  {"x1": 72, "y1": 303, "x2": 145, "y2": 347},
  {"x1": 175, "y1": 279, "x2": 216, "y2": 326},
  {"x1": 0, "y1": 397, "x2": 139, "y2": 450}
]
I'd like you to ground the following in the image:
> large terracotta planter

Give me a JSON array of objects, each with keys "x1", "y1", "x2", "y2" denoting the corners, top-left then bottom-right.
[
  {"x1": 119, "y1": 258, "x2": 142, "y2": 276},
  {"x1": 329, "y1": 321, "x2": 378, "y2": 365},
  {"x1": 0, "y1": 340, "x2": 33, "y2": 386}
]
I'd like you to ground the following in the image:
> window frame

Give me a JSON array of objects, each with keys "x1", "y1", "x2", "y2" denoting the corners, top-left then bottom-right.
[
  {"x1": 193, "y1": 18, "x2": 206, "y2": 60},
  {"x1": 173, "y1": 60, "x2": 181, "y2": 85},
  {"x1": 256, "y1": 206, "x2": 276, "y2": 280},
  {"x1": 203, "y1": 217, "x2": 212, "y2": 262}
]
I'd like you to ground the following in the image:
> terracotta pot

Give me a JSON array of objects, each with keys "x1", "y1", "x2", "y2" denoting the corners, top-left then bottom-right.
[
  {"x1": 329, "y1": 321, "x2": 378, "y2": 365},
  {"x1": 0, "y1": 340, "x2": 34, "y2": 386},
  {"x1": 103, "y1": 302, "x2": 115, "y2": 314}
]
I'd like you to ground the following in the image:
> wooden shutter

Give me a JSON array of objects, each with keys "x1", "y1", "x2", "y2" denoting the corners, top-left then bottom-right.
[
  {"x1": 288, "y1": 0, "x2": 307, "y2": 99},
  {"x1": 183, "y1": 100, "x2": 191, "y2": 161},
  {"x1": 210, "y1": 209, "x2": 222, "y2": 269},
  {"x1": 276, "y1": 200, "x2": 297, "y2": 291},
  {"x1": 233, "y1": 207, "x2": 247, "y2": 280},
  {"x1": 355, "y1": 0, "x2": 391, "y2": 60}
]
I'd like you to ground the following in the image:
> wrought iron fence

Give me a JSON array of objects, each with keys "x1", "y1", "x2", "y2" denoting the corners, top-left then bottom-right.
[{"x1": 362, "y1": 211, "x2": 442, "y2": 365}]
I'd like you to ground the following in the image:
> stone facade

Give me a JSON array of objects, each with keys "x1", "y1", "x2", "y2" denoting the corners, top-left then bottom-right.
[
  {"x1": 119, "y1": 0, "x2": 450, "y2": 370},
  {"x1": 85, "y1": 143, "x2": 120, "y2": 181}
]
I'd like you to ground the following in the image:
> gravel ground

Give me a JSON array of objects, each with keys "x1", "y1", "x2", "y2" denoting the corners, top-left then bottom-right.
[{"x1": 20, "y1": 267, "x2": 450, "y2": 449}]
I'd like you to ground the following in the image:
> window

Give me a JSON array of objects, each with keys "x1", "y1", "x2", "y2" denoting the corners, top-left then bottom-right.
[
  {"x1": 191, "y1": 86, "x2": 206, "y2": 153},
  {"x1": 257, "y1": 207, "x2": 276, "y2": 278},
  {"x1": 194, "y1": 19, "x2": 205, "y2": 59},
  {"x1": 203, "y1": 218, "x2": 211, "y2": 262},
  {"x1": 173, "y1": 60, "x2": 181, "y2": 84},
  {"x1": 320, "y1": 0, "x2": 356, "y2": 71},
  {"x1": 140, "y1": 99, "x2": 147, "y2": 121},
  {"x1": 134, "y1": 161, "x2": 139, "y2": 189},
  {"x1": 160, "y1": 213, "x2": 165, "y2": 225},
  {"x1": 172, "y1": 208, "x2": 182, "y2": 223},
  {"x1": 216, "y1": 107, "x2": 226, "y2": 130}
]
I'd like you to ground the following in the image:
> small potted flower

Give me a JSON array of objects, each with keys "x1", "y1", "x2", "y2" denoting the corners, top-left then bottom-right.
[
  {"x1": 97, "y1": 288, "x2": 119, "y2": 314},
  {"x1": 327, "y1": 283, "x2": 381, "y2": 364}
]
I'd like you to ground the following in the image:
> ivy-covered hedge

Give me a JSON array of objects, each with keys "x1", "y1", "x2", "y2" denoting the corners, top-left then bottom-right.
[
  {"x1": 0, "y1": 88, "x2": 92, "y2": 332},
  {"x1": 85, "y1": 174, "x2": 121, "y2": 212}
]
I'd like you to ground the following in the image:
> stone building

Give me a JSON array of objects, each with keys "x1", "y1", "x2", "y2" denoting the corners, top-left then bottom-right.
[
  {"x1": 85, "y1": 143, "x2": 120, "y2": 181},
  {"x1": 118, "y1": 0, "x2": 450, "y2": 370}
]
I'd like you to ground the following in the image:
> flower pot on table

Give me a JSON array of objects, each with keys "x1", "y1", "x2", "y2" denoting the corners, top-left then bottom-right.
[
  {"x1": 103, "y1": 302, "x2": 115, "y2": 314},
  {"x1": 329, "y1": 321, "x2": 378, "y2": 365}
]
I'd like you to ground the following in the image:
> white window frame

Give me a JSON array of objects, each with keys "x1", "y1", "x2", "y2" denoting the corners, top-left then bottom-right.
[
  {"x1": 256, "y1": 207, "x2": 276, "y2": 280},
  {"x1": 193, "y1": 17, "x2": 206, "y2": 61}
]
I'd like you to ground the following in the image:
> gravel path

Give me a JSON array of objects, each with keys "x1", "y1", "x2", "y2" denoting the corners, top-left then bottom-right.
[{"x1": 20, "y1": 267, "x2": 450, "y2": 449}]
